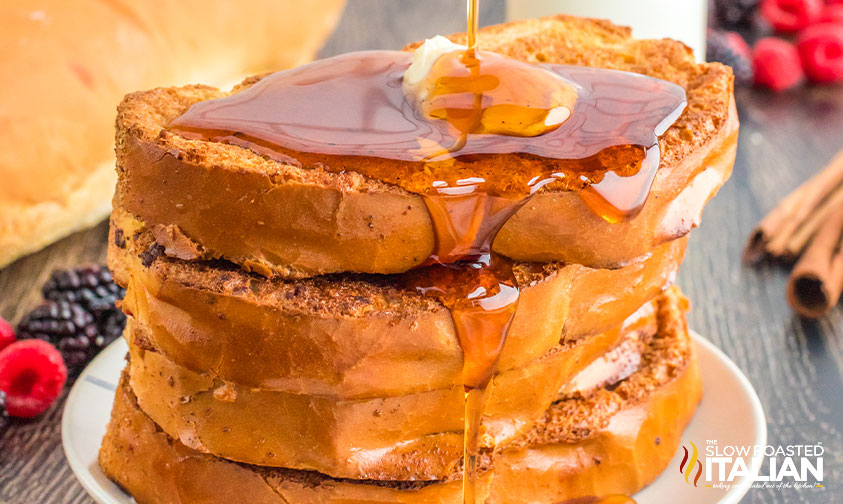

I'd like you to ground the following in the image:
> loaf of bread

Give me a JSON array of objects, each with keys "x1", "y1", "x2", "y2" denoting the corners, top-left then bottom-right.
[{"x1": 0, "y1": 0, "x2": 346, "y2": 268}]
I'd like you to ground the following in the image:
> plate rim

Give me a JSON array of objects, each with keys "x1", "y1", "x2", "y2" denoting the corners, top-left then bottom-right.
[
  {"x1": 692, "y1": 332, "x2": 768, "y2": 504},
  {"x1": 61, "y1": 338, "x2": 129, "y2": 504}
]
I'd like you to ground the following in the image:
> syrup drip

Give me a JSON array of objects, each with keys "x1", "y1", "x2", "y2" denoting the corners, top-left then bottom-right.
[
  {"x1": 403, "y1": 192, "x2": 521, "y2": 504},
  {"x1": 168, "y1": 2, "x2": 678, "y2": 502},
  {"x1": 463, "y1": 386, "x2": 485, "y2": 504},
  {"x1": 402, "y1": 250, "x2": 519, "y2": 390}
]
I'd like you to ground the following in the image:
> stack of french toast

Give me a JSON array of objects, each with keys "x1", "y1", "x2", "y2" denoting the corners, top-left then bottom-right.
[{"x1": 98, "y1": 16, "x2": 738, "y2": 504}]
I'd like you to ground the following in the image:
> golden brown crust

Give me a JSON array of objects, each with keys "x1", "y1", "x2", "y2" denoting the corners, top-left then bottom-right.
[
  {"x1": 114, "y1": 15, "x2": 736, "y2": 278},
  {"x1": 0, "y1": 0, "x2": 346, "y2": 268},
  {"x1": 110, "y1": 209, "x2": 686, "y2": 399},
  {"x1": 100, "y1": 287, "x2": 699, "y2": 501}
]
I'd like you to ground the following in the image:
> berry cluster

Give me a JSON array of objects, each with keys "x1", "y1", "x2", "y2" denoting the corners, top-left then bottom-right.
[
  {"x1": 18, "y1": 265, "x2": 126, "y2": 372},
  {"x1": 0, "y1": 265, "x2": 125, "y2": 420},
  {"x1": 708, "y1": 0, "x2": 843, "y2": 91}
]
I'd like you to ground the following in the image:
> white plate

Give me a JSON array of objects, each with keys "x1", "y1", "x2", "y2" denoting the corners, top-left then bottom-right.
[{"x1": 63, "y1": 332, "x2": 766, "y2": 504}]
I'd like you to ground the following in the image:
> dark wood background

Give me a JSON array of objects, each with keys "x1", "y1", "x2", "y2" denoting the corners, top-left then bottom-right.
[{"x1": 0, "y1": 1, "x2": 841, "y2": 503}]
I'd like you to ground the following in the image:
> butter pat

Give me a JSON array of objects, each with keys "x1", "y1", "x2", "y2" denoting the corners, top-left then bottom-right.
[
  {"x1": 403, "y1": 35, "x2": 465, "y2": 100},
  {"x1": 402, "y1": 34, "x2": 578, "y2": 138}
]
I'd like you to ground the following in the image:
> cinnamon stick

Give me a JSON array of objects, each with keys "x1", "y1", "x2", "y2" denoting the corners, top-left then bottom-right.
[
  {"x1": 783, "y1": 187, "x2": 843, "y2": 259},
  {"x1": 744, "y1": 150, "x2": 843, "y2": 263},
  {"x1": 787, "y1": 203, "x2": 843, "y2": 319}
]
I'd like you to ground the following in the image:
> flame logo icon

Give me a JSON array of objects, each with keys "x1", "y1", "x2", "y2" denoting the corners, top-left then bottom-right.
[{"x1": 679, "y1": 441, "x2": 703, "y2": 487}]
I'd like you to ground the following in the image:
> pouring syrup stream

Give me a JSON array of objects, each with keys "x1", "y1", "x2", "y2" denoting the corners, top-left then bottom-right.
[{"x1": 456, "y1": 5, "x2": 512, "y2": 502}]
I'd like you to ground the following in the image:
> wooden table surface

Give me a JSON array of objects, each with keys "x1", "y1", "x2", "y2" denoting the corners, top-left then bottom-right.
[{"x1": 1, "y1": 1, "x2": 841, "y2": 503}]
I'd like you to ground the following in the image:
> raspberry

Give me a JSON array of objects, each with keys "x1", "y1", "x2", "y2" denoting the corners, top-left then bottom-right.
[
  {"x1": 707, "y1": 30, "x2": 755, "y2": 85},
  {"x1": 760, "y1": 0, "x2": 823, "y2": 32},
  {"x1": 797, "y1": 23, "x2": 843, "y2": 83},
  {"x1": 819, "y1": 5, "x2": 843, "y2": 24},
  {"x1": 753, "y1": 37, "x2": 806, "y2": 90},
  {"x1": 0, "y1": 340, "x2": 67, "y2": 418},
  {"x1": 0, "y1": 317, "x2": 15, "y2": 353}
]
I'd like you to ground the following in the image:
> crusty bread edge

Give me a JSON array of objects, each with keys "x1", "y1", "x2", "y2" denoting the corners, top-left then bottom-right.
[{"x1": 0, "y1": 161, "x2": 115, "y2": 269}]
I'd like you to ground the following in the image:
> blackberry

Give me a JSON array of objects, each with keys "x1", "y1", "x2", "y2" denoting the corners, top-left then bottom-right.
[
  {"x1": 42, "y1": 265, "x2": 126, "y2": 344},
  {"x1": 714, "y1": 0, "x2": 761, "y2": 28},
  {"x1": 17, "y1": 301, "x2": 102, "y2": 371},
  {"x1": 707, "y1": 30, "x2": 755, "y2": 86},
  {"x1": 18, "y1": 265, "x2": 127, "y2": 374},
  {"x1": 42, "y1": 265, "x2": 123, "y2": 316},
  {"x1": 748, "y1": 10, "x2": 774, "y2": 40}
]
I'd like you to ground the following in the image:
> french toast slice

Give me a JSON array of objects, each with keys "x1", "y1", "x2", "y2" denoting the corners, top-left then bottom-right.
[
  {"x1": 124, "y1": 297, "x2": 654, "y2": 480},
  {"x1": 100, "y1": 287, "x2": 700, "y2": 501},
  {"x1": 110, "y1": 209, "x2": 685, "y2": 399},
  {"x1": 114, "y1": 15, "x2": 737, "y2": 279},
  {"x1": 122, "y1": 288, "x2": 686, "y2": 480}
]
